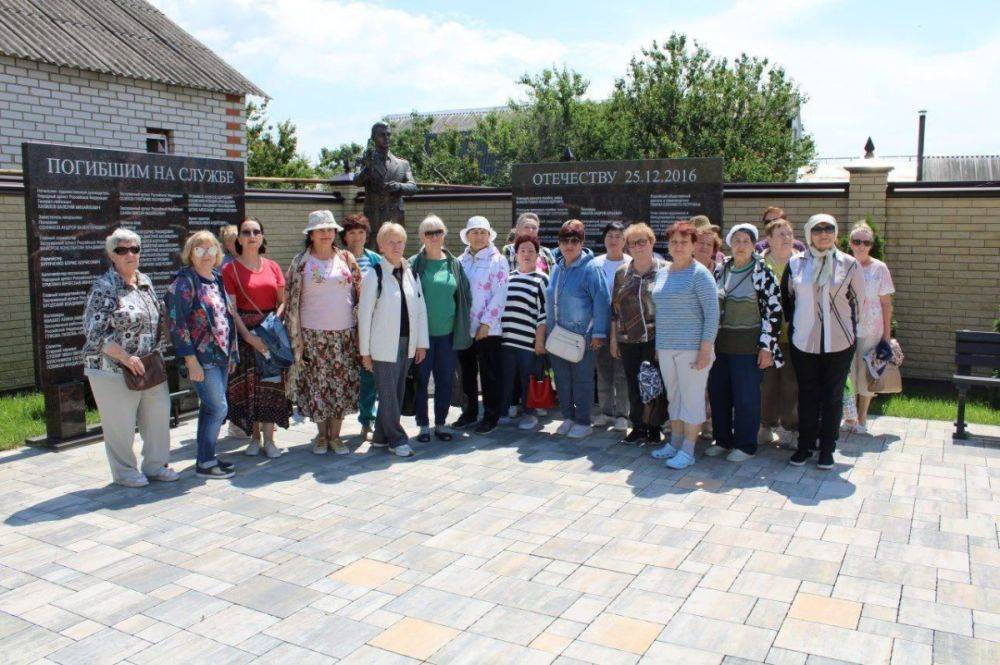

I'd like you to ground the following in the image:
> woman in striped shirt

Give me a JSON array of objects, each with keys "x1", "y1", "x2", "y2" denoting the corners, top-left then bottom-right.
[{"x1": 500, "y1": 234, "x2": 549, "y2": 431}]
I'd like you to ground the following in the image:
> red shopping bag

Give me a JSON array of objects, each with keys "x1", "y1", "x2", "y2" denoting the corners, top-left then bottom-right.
[{"x1": 526, "y1": 359, "x2": 557, "y2": 409}]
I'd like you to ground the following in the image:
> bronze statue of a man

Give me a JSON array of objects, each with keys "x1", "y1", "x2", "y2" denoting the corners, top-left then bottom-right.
[{"x1": 354, "y1": 121, "x2": 417, "y2": 245}]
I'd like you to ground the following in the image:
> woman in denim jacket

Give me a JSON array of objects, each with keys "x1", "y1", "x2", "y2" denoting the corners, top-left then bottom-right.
[
  {"x1": 167, "y1": 231, "x2": 240, "y2": 479},
  {"x1": 545, "y1": 220, "x2": 610, "y2": 439}
]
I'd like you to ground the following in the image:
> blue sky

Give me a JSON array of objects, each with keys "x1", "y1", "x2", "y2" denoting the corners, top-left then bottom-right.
[{"x1": 152, "y1": 0, "x2": 999, "y2": 163}]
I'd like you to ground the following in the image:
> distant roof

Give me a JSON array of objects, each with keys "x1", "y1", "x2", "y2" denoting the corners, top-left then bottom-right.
[
  {"x1": 385, "y1": 106, "x2": 511, "y2": 134},
  {"x1": 798, "y1": 154, "x2": 1000, "y2": 183},
  {"x1": 0, "y1": 0, "x2": 265, "y2": 97}
]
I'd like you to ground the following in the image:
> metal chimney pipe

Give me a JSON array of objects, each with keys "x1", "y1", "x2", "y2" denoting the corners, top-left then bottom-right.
[{"x1": 916, "y1": 110, "x2": 927, "y2": 181}]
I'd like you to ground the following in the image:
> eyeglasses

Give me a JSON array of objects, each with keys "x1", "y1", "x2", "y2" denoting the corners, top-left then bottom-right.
[
  {"x1": 558, "y1": 237, "x2": 582, "y2": 245},
  {"x1": 627, "y1": 238, "x2": 650, "y2": 248},
  {"x1": 241, "y1": 229, "x2": 262, "y2": 237},
  {"x1": 423, "y1": 229, "x2": 445, "y2": 237},
  {"x1": 113, "y1": 246, "x2": 141, "y2": 255},
  {"x1": 811, "y1": 225, "x2": 835, "y2": 234},
  {"x1": 192, "y1": 246, "x2": 219, "y2": 259},
  {"x1": 850, "y1": 238, "x2": 873, "y2": 247}
]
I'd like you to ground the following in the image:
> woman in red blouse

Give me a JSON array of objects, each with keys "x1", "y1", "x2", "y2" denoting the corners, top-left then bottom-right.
[{"x1": 221, "y1": 217, "x2": 292, "y2": 457}]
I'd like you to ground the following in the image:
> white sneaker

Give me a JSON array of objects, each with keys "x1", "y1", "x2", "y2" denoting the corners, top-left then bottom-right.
[
  {"x1": 535, "y1": 408, "x2": 548, "y2": 417},
  {"x1": 592, "y1": 414, "x2": 611, "y2": 427},
  {"x1": 567, "y1": 424, "x2": 593, "y2": 439},
  {"x1": 703, "y1": 444, "x2": 728, "y2": 457},
  {"x1": 852, "y1": 423, "x2": 869, "y2": 435},
  {"x1": 613, "y1": 417, "x2": 629, "y2": 432},
  {"x1": 726, "y1": 449, "x2": 753, "y2": 462},
  {"x1": 263, "y1": 440, "x2": 282, "y2": 459},
  {"x1": 116, "y1": 471, "x2": 149, "y2": 488},
  {"x1": 651, "y1": 445, "x2": 677, "y2": 460},
  {"x1": 508, "y1": 405, "x2": 520, "y2": 418},
  {"x1": 555, "y1": 420, "x2": 574, "y2": 436},
  {"x1": 148, "y1": 466, "x2": 180, "y2": 482},
  {"x1": 390, "y1": 443, "x2": 413, "y2": 457},
  {"x1": 840, "y1": 420, "x2": 855, "y2": 432},
  {"x1": 518, "y1": 415, "x2": 539, "y2": 430},
  {"x1": 245, "y1": 439, "x2": 261, "y2": 456},
  {"x1": 312, "y1": 440, "x2": 328, "y2": 455},
  {"x1": 757, "y1": 428, "x2": 779, "y2": 446}
]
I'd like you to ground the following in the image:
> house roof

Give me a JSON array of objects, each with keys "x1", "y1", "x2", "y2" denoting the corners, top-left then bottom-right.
[
  {"x1": 0, "y1": 0, "x2": 265, "y2": 97},
  {"x1": 385, "y1": 106, "x2": 510, "y2": 134}
]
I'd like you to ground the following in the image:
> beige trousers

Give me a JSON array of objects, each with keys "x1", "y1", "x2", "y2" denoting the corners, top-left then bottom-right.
[{"x1": 87, "y1": 372, "x2": 171, "y2": 481}]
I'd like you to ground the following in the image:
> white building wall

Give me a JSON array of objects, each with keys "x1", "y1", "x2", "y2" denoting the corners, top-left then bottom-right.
[{"x1": 0, "y1": 55, "x2": 246, "y2": 169}]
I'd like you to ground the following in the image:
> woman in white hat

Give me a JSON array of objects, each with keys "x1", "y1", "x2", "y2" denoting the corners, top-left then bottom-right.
[
  {"x1": 702, "y1": 223, "x2": 784, "y2": 463},
  {"x1": 781, "y1": 214, "x2": 866, "y2": 469},
  {"x1": 284, "y1": 210, "x2": 363, "y2": 455},
  {"x1": 221, "y1": 216, "x2": 291, "y2": 458},
  {"x1": 454, "y1": 215, "x2": 509, "y2": 434}
]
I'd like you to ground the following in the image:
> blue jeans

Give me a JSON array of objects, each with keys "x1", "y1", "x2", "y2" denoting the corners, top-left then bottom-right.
[
  {"x1": 192, "y1": 364, "x2": 228, "y2": 467},
  {"x1": 415, "y1": 333, "x2": 456, "y2": 427},
  {"x1": 359, "y1": 367, "x2": 376, "y2": 427},
  {"x1": 500, "y1": 346, "x2": 540, "y2": 416},
  {"x1": 550, "y1": 349, "x2": 596, "y2": 425},
  {"x1": 708, "y1": 352, "x2": 764, "y2": 454}
]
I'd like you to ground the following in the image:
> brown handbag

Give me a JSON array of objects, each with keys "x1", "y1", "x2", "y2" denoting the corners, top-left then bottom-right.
[{"x1": 122, "y1": 352, "x2": 167, "y2": 391}]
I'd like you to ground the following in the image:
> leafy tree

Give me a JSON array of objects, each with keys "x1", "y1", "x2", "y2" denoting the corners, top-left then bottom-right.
[
  {"x1": 610, "y1": 34, "x2": 815, "y2": 182},
  {"x1": 387, "y1": 114, "x2": 481, "y2": 185},
  {"x1": 316, "y1": 143, "x2": 364, "y2": 177},
  {"x1": 245, "y1": 100, "x2": 315, "y2": 186}
]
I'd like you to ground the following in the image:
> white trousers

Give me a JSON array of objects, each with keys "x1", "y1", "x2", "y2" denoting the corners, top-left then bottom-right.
[{"x1": 657, "y1": 349, "x2": 713, "y2": 425}]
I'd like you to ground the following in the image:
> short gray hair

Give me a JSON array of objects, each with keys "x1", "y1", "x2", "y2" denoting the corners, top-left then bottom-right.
[
  {"x1": 516, "y1": 212, "x2": 540, "y2": 228},
  {"x1": 418, "y1": 215, "x2": 447, "y2": 237},
  {"x1": 105, "y1": 227, "x2": 141, "y2": 257}
]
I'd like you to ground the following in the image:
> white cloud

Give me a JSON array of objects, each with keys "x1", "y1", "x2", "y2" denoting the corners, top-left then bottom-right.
[{"x1": 152, "y1": 0, "x2": 999, "y2": 160}]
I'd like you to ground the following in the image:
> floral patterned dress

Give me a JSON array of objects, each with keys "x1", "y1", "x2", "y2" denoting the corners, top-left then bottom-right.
[{"x1": 285, "y1": 250, "x2": 362, "y2": 421}]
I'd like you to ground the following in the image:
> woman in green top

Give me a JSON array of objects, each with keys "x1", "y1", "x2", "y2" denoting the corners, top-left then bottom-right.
[
  {"x1": 703, "y1": 223, "x2": 784, "y2": 462},
  {"x1": 409, "y1": 215, "x2": 474, "y2": 443}
]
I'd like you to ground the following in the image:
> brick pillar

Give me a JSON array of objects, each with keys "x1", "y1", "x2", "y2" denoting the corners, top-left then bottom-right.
[
  {"x1": 844, "y1": 163, "x2": 893, "y2": 226},
  {"x1": 224, "y1": 94, "x2": 246, "y2": 160}
]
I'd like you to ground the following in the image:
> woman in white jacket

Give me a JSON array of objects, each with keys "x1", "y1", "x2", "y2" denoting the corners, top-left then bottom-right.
[
  {"x1": 358, "y1": 223, "x2": 428, "y2": 457},
  {"x1": 453, "y1": 216, "x2": 509, "y2": 434}
]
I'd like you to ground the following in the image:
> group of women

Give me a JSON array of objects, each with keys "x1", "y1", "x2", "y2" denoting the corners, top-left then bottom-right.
[{"x1": 82, "y1": 206, "x2": 893, "y2": 486}]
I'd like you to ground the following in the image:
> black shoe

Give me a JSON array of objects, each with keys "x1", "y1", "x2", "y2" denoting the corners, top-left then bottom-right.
[
  {"x1": 197, "y1": 464, "x2": 235, "y2": 479},
  {"x1": 789, "y1": 449, "x2": 812, "y2": 466},
  {"x1": 474, "y1": 419, "x2": 498, "y2": 435},
  {"x1": 434, "y1": 428, "x2": 454, "y2": 442},
  {"x1": 817, "y1": 451, "x2": 835, "y2": 469},
  {"x1": 646, "y1": 427, "x2": 661, "y2": 444},
  {"x1": 216, "y1": 459, "x2": 235, "y2": 472},
  {"x1": 417, "y1": 430, "x2": 431, "y2": 443},
  {"x1": 623, "y1": 429, "x2": 645, "y2": 444},
  {"x1": 452, "y1": 413, "x2": 478, "y2": 429}
]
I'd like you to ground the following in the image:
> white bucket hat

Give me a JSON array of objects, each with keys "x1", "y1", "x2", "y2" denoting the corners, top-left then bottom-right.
[
  {"x1": 303, "y1": 210, "x2": 341, "y2": 234},
  {"x1": 459, "y1": 215, "x2": 496, "y2": 245},
  {"x1": 725, "y1": 223, "x2": 758, "y2": 247}
]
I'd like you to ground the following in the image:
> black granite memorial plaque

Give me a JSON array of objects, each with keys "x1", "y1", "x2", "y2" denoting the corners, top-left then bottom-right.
[
  {"x1": 21, "y1": 143, "x2": 245, "y2": 444},
  {"x1": 511, "y1": 158, "x2": 723, "y2": 255}
]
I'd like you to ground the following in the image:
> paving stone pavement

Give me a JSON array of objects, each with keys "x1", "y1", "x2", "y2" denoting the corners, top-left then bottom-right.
[{"x1": 0, "y1": 408, "x2": 998, "y2": 664}]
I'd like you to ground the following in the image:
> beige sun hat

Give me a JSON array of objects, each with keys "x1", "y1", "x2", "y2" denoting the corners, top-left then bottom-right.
[{"x1": 303, "y1": 210, "x2": 341, "y2": 234}]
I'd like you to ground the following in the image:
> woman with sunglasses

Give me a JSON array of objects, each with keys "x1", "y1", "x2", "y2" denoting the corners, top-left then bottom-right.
[
  {"x1": 842, "y1": 221, "x2": 895, "y2": 434},
  {"x1": 166, "y1": 231, "x2": 240, "y2": 479},
  {"x1": 545, "y1": 219, "x2": 610, "y2": 439},
  {"x1": 221, "y1": 217, "x2": 292, "y2": 459},
  {"x1": 781, "y1": 214, "x2": 866, "y2": 469},
  {"x1": 83, "y1": 228, "x2": 179, "y2": 487},
  {"x1": 409, "y1": 215, "x2": 473, "y2": 443}
]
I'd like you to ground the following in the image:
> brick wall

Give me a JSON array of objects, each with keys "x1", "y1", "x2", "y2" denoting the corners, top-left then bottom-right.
[
  {"x1": 0, "y1": 180, "x2": 995, "y2": 391},
  {"x1": 0, "y1": 55, "x2": 243, "y2": 169}
]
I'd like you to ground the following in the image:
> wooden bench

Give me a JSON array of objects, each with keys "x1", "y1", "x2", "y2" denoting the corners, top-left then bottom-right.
[{"x1": 953, "y1": 330, "x2": 1000, "y2": 439}]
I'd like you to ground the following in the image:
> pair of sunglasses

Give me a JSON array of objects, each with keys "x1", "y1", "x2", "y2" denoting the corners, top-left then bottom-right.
[
  {"x1": 113, "y1": 246, "x2": 141, "y2": 255},
  {"x1": 851, "y1": 238, "x2": 873, "y2": 247},
  {"x1": 558, "y1": 237, "x2": 582, "y2": 245}
]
